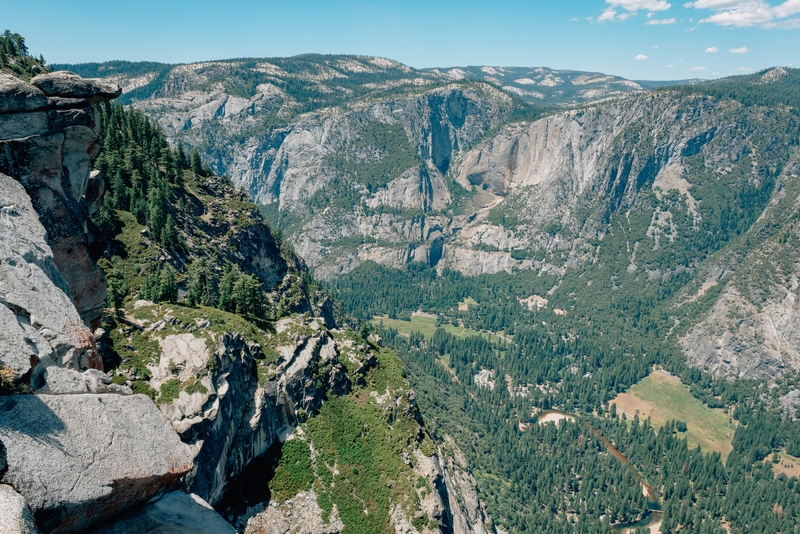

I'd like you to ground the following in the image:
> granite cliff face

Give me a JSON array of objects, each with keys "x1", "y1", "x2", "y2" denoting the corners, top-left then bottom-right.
[{"x1": 0, "y1": 71, "x2": 120, "y2": 323}]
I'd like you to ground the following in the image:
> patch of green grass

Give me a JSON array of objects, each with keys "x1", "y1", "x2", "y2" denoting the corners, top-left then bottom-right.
[
  {"x1": 129, "y1": 302, "x2": 278, "y2": 363},
  {"x1": 155, "y1": 377, "x2": 208, "y2": 405},
  {"x1": 612, "y1": 372, "x2": 736, "y2": 460},
  {"x1": 110, "y1": 327, "x2": 160, "y2": 380},
  {"x1": 158, "y1": 378, "x2": 182, "y2": 405}
]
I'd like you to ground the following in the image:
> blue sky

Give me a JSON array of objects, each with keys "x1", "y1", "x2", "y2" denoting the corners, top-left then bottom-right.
[{"x1": 7, "y1": 0, "x2": 799, "y2": 80}]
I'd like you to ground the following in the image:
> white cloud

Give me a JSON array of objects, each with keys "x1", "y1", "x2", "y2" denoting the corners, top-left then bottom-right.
[
  {"x1": 601, "y1": 0, "x2": 672, "y2": 21},
  {"x1": 736, "y1": 66, "x2": 754, "y2": 70},
  {"x1": 705, "y1": 46, "x2": 719, "y2": 52},
  {"x1": 636, "y1": 54, "x2": 649, "y2": 59},
  {"x1": 645, "y1": 17, "x2": 679, "y2": 23},
  {"x1": 651, "y1": 44, "x2": 660, "y2": 47},
  {"x1": 729, "y1": 46, "x2": 751, "y2": 52},
  {"x1": 607, "y1": 0, "x2": 672, "y2": 11},
  {"x1": 685, "y1": 0, "x2": 800, "y2": 28},
  {"x1": 599, "y1": 8, "x2": 618, "y2": 20},
  {"x1": 690, "y1": 65, "x2": 708, "y2": 70},
  {"x1": 667, "y1": 64, "x2": 677, "y2": 67}
]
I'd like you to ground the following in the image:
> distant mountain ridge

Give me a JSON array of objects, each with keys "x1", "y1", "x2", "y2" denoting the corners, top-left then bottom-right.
[{"x1": 53, "y1": 55, "x2": 665, "y2": 107}]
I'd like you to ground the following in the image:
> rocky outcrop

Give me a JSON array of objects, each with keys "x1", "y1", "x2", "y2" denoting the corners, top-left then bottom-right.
[
  {"x1": 89, "y1": 491, "x2": 235, "y2": 534},
  {"x1": 436, "y1": 439, "x2": 494, "y2": 534},
  {"x1": 0, "y1": 173, "x2": 99, "y2": 388},
  {"x1": 0, "y1": 394, "x2": 193, "y2": 534},
  {"x1": 0, "y1": 71, "x2": 120, "y2": 323},
  {"x1": 242, "y1": 491, "x2": 344, "y2": 534},
  {"x1": 117, "y1": 304, "x2": 363, "y2": 505},
  {"x1": 0, "y1": 485, "x2": 39, "y2": 534}
]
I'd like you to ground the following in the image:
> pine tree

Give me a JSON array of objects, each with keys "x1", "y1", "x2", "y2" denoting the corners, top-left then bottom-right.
[
  {"x1": 234, "y1": 274, "x2": 263, "y2": 317},
  {"x1": 110, "y1": 170, "x2": 128, "y2": 210},
  {"x1": 190, "y1": 148, "x2": 204, "y2": 177},
  {"x1": 130, "y1": 188, "x2": 148, "y2": 225},
  {"x1": 186, "y1": 258, "x2": 213, "y2": 307},
  {"x1": 148, "y1": 187, "x2": 167, "y2": 242},
  {"x1": 161, "y1": 214, "x2": 178, "y2": 250},
  {"x1": 158, "y1": 266, "x2": 177, "y2": 303},
  {"x1": 94, "y1": 197, "x2": 116, "y2": 237},
  {"x1": 217, "y1": 264, "x2": 239, "y2": 312}
]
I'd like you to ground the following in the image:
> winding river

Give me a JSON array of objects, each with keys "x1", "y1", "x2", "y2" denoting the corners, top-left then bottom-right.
[{"x1": 530, "y1": 410, "x2": 663, "y2": 533}]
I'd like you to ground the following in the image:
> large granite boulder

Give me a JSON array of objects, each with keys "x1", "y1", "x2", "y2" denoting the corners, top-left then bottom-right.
[
  {"x1": 0, "y1": 73, "x2": 48, "y2": 113},
  {"x1": 0, "y1": 485, "x2": 39, "y2": 534},
  {"x1": 30, "y1": 71, "x2": 121, "y2": 104},
  {"x1": 89, "y1": 491, "x2": 235, "y2": 534},
  {"x1": 0, "y1": 173, "x2": 99, "y2": 387},
  {"x1": 0, "y1": 394, "x2": 194, "y2": 534}
]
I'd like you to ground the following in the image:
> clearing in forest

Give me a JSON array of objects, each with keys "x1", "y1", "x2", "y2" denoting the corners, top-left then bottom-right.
[
  {"x1": 457, "y1": 297, "x2": 478, "y2": 311},
  {"x1": 371, "y1": 314, "x2": 505, "y2": 344},
  {"x1": 611, "y1": 372, "x2": 736, "y2": 461}
]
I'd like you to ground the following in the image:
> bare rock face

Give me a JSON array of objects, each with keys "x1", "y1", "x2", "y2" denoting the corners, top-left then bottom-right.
[
  {"x1": 0, "y1": 485, "x2": 39, "y2": 534},
  {"x1": 0, "y1": 394, "x2": 194, "y2": 534},
  {"x1": 0, "y1": 71, "x2": 120, "y2": 323},
  {"x1": 88, "y1": 491, "x2": 235, "y2": 534},
  {"x1": 0, "y1": 173, "x2": 99, "y2": 387},
  {"x1": 37, "y1": 367, "x2": 132, "y2": 395},
  {"x1": 681, "y1": 282, "x2": 800, "y2": 379}
]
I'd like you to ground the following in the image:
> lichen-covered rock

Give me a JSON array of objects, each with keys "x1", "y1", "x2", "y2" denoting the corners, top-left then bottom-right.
[
  {"x1": 0, "y1": 485, "x2": 39, "y2": 534},
  {"x1": 88, "y1": 491, "x2": 235, "y2": 534},
  {"x1": 0, "y1": 173, "x2": 98, "y2": 387},
  {"x1": 0, "y1": 394, "x2": 194, "y2": 534}
]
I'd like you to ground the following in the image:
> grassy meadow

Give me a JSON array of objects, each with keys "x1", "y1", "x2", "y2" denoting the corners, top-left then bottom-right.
[{"x1": 611, "y1": 372, "x2": 736, "y2": 461}]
